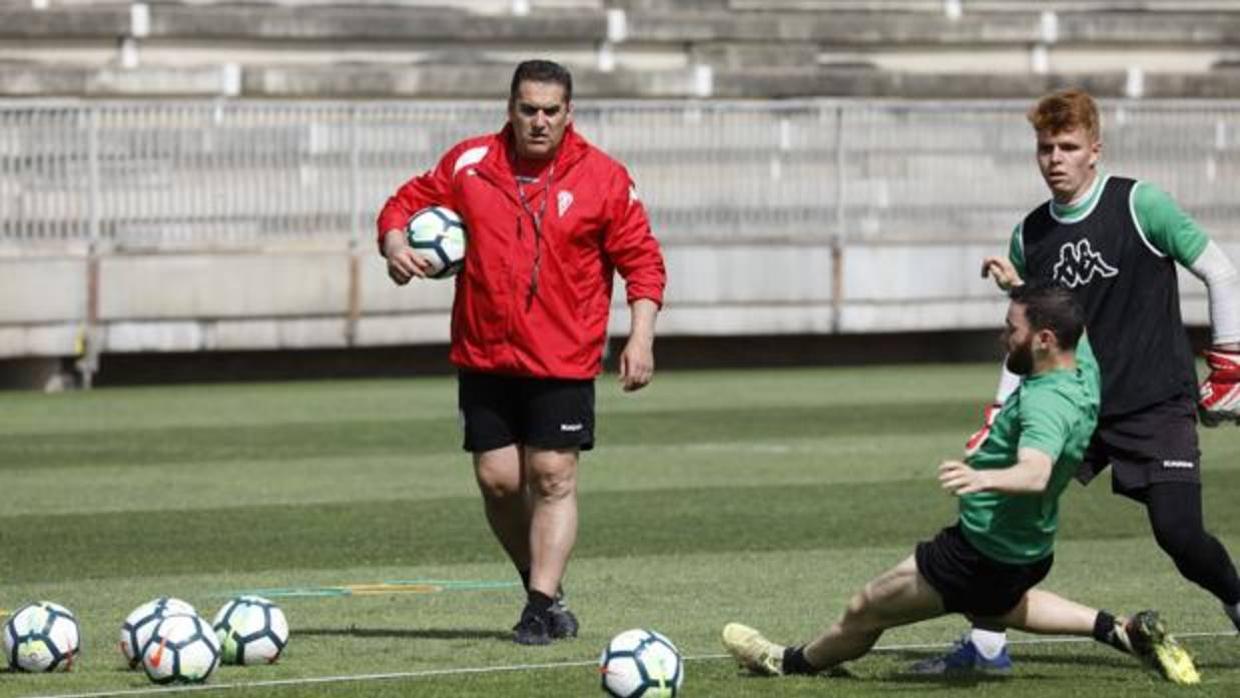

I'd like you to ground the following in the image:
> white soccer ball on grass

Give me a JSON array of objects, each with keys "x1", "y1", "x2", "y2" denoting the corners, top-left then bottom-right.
[
  {"x1": 141, "y1": 613, "x2": 220, "y2": 684},
  {"x1": 119, "y1": 597, "x2": 197, "y2": 668},
  {"x1": 599, "y1": 628, "x2": 684, "y2": 698},
  {"x1": 3, "y1": 601, "x2": 81, "y2": 672},
  {"x1": 212, "y1": 595, "x2": 289, "y2": 665}
]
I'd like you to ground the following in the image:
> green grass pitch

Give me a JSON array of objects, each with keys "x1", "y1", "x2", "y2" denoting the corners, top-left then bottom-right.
[{"x1": 1, "y1": 364, "x2": 1238, "y2": 697}]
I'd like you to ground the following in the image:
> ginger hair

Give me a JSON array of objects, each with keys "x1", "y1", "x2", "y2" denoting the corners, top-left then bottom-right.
[{"x1": 1027, "y1": 89, "x2": 1100, "y2": 142}]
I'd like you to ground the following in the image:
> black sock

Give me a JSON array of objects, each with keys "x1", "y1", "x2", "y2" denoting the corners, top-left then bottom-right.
[
  {"x1": 518, "y1": 568, "x2": 531, "y2": 592},
  {"x1": 1092, "y1": 611, "x2": 1129, "y2": 653},
  {"x1": 781, "y1": 646, "x2": 817, "y2": 675},
  {"x1": 527, "y1": 590, "x2": 554, "y2": 615}
]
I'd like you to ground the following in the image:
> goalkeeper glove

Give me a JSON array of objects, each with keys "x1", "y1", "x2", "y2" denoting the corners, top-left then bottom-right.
[
  {"x1": 1199, "y1": 348, "x2": 1240, "y2": 427},
  {"x1": 964, "y1": 402, "x2": 1002, "y2": 455}
]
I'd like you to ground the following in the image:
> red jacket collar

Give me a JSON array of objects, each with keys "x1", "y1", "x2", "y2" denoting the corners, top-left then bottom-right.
[{"x1": 490, "y1": 122, "x2": 590, "y2": 176}]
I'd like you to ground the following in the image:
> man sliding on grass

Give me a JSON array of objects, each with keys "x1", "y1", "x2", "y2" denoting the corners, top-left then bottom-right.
[{"x1": 721, "y1": 282, "x2": 1201, "y2": 685}]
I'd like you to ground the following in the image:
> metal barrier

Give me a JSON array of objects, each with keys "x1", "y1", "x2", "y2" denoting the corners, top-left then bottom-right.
[{"x1": 3, "y1": 98, "x2": 1240, "y2": 249}]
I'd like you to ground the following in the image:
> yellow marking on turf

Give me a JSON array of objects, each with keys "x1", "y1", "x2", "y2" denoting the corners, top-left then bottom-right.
[{"x1": 224, "y1": 578, "x2": 517, "y2": 598}]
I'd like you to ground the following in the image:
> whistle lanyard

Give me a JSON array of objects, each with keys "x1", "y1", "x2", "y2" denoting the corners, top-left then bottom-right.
[{"x1": 515, "y1": 165, "x2": 553, "y2": 309}]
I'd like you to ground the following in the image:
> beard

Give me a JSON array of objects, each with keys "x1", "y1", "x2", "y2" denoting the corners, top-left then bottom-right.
[{"x1": 1006, "y1": 341, "x2": 1035, "y2": 376}]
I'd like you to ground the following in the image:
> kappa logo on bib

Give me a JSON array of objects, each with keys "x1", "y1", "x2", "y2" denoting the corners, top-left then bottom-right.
[{"x1": 1052, "y1": 239, "x2": 1118, "y2": 288}]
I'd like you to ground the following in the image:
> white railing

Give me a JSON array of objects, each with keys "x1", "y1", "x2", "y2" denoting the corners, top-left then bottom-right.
[{"x1": 3, "y1": 98, "x2": 1240, "y2": 250}]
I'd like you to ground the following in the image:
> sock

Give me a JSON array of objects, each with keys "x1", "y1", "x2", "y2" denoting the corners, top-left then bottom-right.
[
  {"x1": 527, "y1": 590, "x2": 554, "y2": 615},
  {"x1": 968, "y1": 628, "x2": 1007, "y2": 660},
  {"x1": 518, "y1": 568, "x2": 531, "y2": 592},
  {"x1": 781, "y1": 646, "x2": 817, "y2": 675},
  {"x1": 1225, "y1": 602, "x2": 1240, "y2": 632},
  {"x1": 1092, "y1": 611, "x2": 1131, "y2": 653}
]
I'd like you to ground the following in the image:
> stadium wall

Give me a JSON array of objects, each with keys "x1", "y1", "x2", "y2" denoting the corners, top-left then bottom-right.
[
  {"x1": 3, "y1": 98, "x2": 1236, "y2": 387},
  {"x1": 0, "y1": 240, "x2": 1222, "y2": 386}
]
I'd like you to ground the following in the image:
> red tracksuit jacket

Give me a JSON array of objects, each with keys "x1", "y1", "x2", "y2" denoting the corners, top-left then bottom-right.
[{"x1": 377, "y1": 123, "x2": 666, "y2": 379}]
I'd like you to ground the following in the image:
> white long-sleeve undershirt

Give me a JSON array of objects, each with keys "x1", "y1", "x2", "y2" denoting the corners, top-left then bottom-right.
[
  {"x1": 993, "y1": 362, "x2": 1021, "y2": 405},
  {"x1": 1188, "y1": 240, "x2": 1240, "y2": 346}
]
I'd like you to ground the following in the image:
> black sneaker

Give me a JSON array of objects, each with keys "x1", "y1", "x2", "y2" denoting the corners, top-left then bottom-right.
[
  {"x1": 513, "y1": 605, "x2": 552, "y2": 646},
  {"x1": 547, "y1": 599, "x2": 579, "y2": 639}
]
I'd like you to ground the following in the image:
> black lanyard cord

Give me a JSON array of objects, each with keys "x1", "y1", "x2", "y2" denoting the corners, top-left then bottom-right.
[{"x1": 515, "y1": 165, "x2": 553, "y2": 310}]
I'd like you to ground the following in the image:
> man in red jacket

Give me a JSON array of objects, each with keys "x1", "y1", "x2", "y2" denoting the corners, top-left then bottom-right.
[{"x1": 377, "y1": 59, "x2": 666, "y2": 645}]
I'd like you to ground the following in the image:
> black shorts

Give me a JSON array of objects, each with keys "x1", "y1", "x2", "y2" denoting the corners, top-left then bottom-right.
[
  {"x1": 1076, "y1": 394, "x2": 1201, "y2": 501},
  {"x1": 458, "y1": 371, "x2": 595, "y2": 453},
  {"x1": 915, "y1": 524, "x2": 1053, "y2": 618}
]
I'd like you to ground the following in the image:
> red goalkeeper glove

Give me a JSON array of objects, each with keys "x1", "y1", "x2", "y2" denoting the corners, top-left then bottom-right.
[
  {"x1": 964, "y1": 402, "x2": 1002, "y2": 455},
  {"x1": 1199, "y1": 348, "x2": 1240, "y2": 427}
]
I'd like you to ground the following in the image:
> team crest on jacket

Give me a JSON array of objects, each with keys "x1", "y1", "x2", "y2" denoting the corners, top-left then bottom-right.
[
  {"x1": 557, "y1": 190, "x2": 574, "y2": 218},
  {"x1": 1052, "y1": 239, "x2": 1118, "y2": 288}
]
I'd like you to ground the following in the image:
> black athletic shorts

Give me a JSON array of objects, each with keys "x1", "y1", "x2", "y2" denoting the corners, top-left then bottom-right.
[
  {"x1": 1076, "y1": 394, "x2": 1201, "y2": 501},
  {"x1": 457, "y1": 370, "x2": 595, "y2": 453},
  {"x1": 915, "y1": 524, "x2": 1053, "y2": 618}
]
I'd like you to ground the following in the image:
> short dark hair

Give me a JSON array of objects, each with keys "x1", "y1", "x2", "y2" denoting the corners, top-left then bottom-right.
[
  {"x1": 509, "y1": 59, "x2": 573, "y2": 103},
  {"x1": 1009, "y1": 281, "x2": 1085, "y2": 350}
]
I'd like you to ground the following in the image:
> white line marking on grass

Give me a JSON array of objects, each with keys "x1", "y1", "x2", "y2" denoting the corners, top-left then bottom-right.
[
  {"x1": 19, "y1": 660, "x2": 601, "y2": 698},
  {"x1": 23, "y1": 631, "x2": 1237, "y2": 698},
  {"x1": 689, "y1": 630, "x2": 1236, "y2": 662}
]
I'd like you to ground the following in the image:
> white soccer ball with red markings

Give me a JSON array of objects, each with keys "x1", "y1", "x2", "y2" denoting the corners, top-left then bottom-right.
[
  {"x1": 141, "y1": 613, "x2": 220, "y2": 684},
  {"x1": 119, "y1": 597, "x2": 197, "y2": 669},
  {"x1": 599, "y1": 628, "x2": 684, "y2": 698},
  {"x1": 212, "y1": 595, "x2": 289, "y2": 665},
  {"x1": 3, "y1": 601, "x2": 80, "y2": 672}
]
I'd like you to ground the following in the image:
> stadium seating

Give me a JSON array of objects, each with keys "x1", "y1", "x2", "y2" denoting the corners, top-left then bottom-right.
[{"x1": 2, "y1": 1, "x2": 1240, "y2": 98}]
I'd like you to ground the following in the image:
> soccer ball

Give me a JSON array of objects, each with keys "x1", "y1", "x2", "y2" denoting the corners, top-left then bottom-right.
[
  {"x1": 599, "y1": 629, "x2": 684, "y2": 698},
  {"x1": 141, "y1": 613, "x2": 220, "y2": 684},
  {"x1": 212, "y1": 595, "x2": 289, "y2": 665},
  {"x1": 406, "y1": 205, "x2": 467, "y2": 278},
  {"x1": 3, "y1": 601, "x2": 80, "y2": 672},
  {"x1": 119, "y1": 597, "x2": 197, "y2": 669}
]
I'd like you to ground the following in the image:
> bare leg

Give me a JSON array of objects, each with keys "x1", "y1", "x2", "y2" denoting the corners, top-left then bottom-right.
[
  {"x1": 986, "y1": 588, "x2": 1202, "y2": 684},
  {"x1": 473, "y1": 445, "x2": 530, "y2": 570},
  {"x1": 802, "y1": 554, "x2": 946, "y2": 669},
  {"x1": 988, "y1": 589, "x2": 1100, "y2": 636},
  {"x1": 524, "y1": 446, "x2": 579, "y2": 597}
]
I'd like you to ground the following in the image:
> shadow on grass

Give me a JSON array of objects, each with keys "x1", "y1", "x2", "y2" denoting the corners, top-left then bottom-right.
[
  {"x1": 996, "y1": 652, "x2": 1145, "y2": 670},
  {"x1": 297, "y1": 626, "x2": 511, "y2": 641},
  {"x1": 883, "y1": 648, "x2": 1139, "y2": 683},
  {"x1": 725, "y1": 666, "x2": 860, "y2": 682}
]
